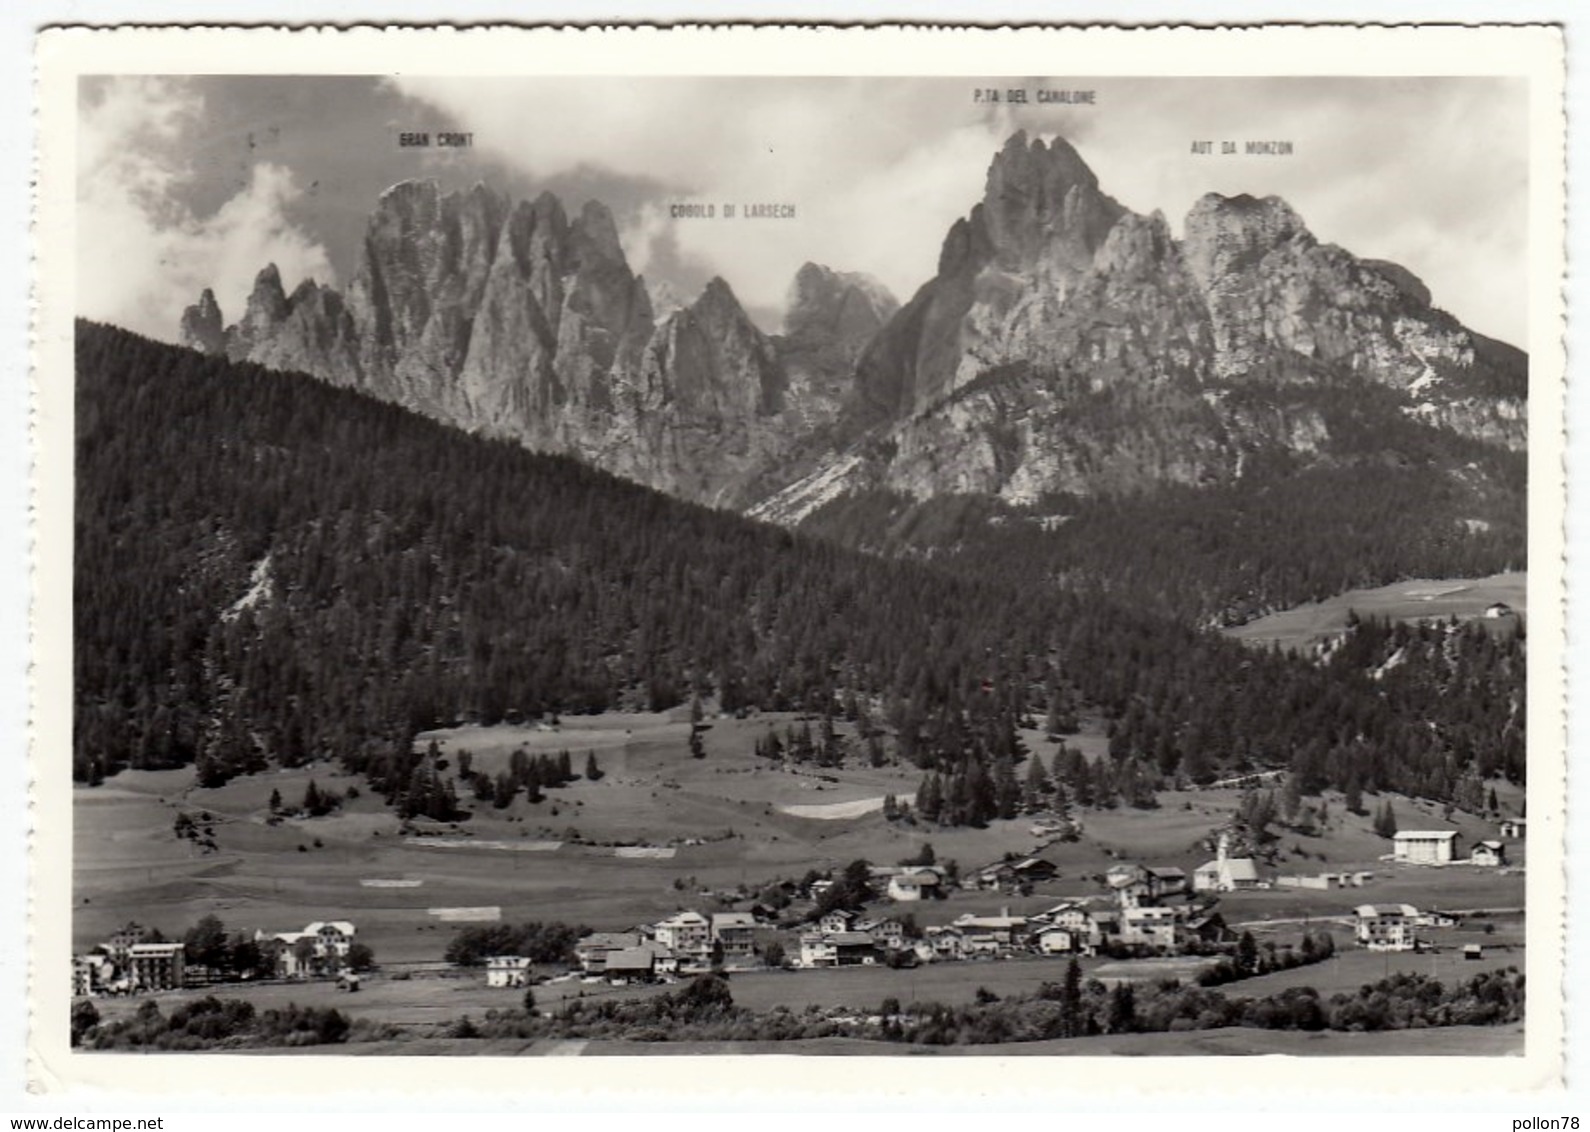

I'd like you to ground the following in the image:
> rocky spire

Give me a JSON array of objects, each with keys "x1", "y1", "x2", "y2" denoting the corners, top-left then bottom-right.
[{"x1": 179, "y1": 288, "x2": 225, "y2": 355}]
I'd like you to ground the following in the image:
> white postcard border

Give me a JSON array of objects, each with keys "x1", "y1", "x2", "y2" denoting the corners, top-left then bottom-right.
[{"x1": 30, "y1": 22, "x2": 1569, "y2": 1101}]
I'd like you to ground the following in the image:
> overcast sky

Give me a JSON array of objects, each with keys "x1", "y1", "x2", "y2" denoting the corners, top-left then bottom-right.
[{"x1": 78, "y1": 75, "x2": 1529, "y2": 346}]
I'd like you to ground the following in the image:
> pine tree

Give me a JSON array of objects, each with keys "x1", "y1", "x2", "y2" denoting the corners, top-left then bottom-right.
[
  {"x1": 992, "y1": 754, "x2": 1021, "y2": 820},
  {"x1": 1023, "y1": 752, "x2": 1052, "y2": 813},
  {"x1": 1373, "y1": 800, "x2": 1398, "y2": 839},
  {"x1": 1281, "y1": 773, "x2": 1303, "y2": 823},
  {"x1": 1059, "y1": 957, "x2": 1084, "y2": 1038},
  {"x1": 915, "y1": 772, "x2": 942, "y2": 823},
  {"x1": 1107, "y1": 981, "x2": 1138, "y2": 1034},
  {"x1": 584, "y1": 751, "x2": 602, "y2": 781}
]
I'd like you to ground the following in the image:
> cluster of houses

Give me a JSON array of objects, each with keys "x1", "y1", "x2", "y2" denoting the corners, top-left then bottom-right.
[
  {"x1": 73, "y1": 919, "x2": 362, "y2": 997},
  {"x1": 521, "y1": 910, "x2": 764, "y2": 985},
  {"x1": 73, "y1": 923, "x2": 186, "y2": 996}
]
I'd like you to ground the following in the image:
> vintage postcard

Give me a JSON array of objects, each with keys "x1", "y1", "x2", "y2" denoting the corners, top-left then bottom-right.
[{"x1": 30, "y1": 24, "x2": 1566, "y2": 1100}]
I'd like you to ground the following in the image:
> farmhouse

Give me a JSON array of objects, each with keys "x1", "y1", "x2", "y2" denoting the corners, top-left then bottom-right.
[
  {"x1": 1105, "y1": 864, "x2": 1154, "y2": 908},
  {"x1": 855, "y1": 918, "x2": 906, "y2": 950},
  {"x1": 1392, "y1": 830, "x2": 1460, "y2": 865},
  {"x1": 800, "y1": 930, "x2": 878, "y2": 967},
  {"x1": 1355, "y1": 904, "x2": 1420, "y2": 951},
  {"x1": 1144, "y1": 866, "x2": 1189, "y2": 900},
  {"x1": 485, "y1": 955, "x2": 532, "y2": 988},
  {"x1": 887, "y1": 868, "x2": 943, "y2": 902},
  {"x1": 575, "y1": 932, "x2": 642, "y2": 974},
  {"x1": 952, "y1": 911, "x2": 1027, "y2": 944},
  {"x1": 817, "y1": 909, "x2": 861, "y2": 935},
  {"x1": 1469, "y1": 841, "x2": 1507, "y2": 867},
  {"x1": 603, "y1": 946, "x2": 663, "y2": 983},
  {"x1": 1032, "y1": 925, "x2": 1081, "y2": 955},
  {"x1": 710, "y1": 912, "x2": 757, "y2": 962},
  {"x1": 923, "y1": 925, "x2": 966, "y2": 961},
  {"x1": 1499, "y1": 817, "x2": 1526, "y2": 839},
  {"x1": 1484, "y1": 602, "x2": 1516, "y2": 619},
  {"x1": 1181, "y1": 912, "x2": 1234, "y2": 946}
]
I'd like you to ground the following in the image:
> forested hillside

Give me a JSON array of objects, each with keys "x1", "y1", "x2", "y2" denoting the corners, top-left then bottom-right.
[
  {"x1": 801, "y1": 376, "x2": 1526, "y2": 628},
  {"x1": 73, "y1": 322, "x2": 1525, "y2": 818}
]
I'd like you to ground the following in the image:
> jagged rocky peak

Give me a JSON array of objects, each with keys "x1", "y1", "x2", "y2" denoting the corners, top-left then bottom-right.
[
  {"x1": 224, "y1": 264, "x2": 294, "y2": 360},
  {"x1": 179, "y1": 288, "x2": 225, "y2": 355},
  {"x1": 651, "y1": 276, "x2": 785, "y2": 419},
  {"x1": 1181, "y1": 192, "x2": 1312, "y2": 288},
  {"x1": 783, "y1": 262, "x2": 899, "y2": 344},
  {"x1": 572, "y1": 199, "x2": 627, "y2": 265},
  {"x1": 978, "y1": 130, "x2": 1126, "y2": 272}
]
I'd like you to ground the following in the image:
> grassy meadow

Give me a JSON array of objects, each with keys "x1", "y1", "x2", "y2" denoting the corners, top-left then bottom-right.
[{"x1": 1223, "y1": 571, "x2": 1525, "y2": 651}]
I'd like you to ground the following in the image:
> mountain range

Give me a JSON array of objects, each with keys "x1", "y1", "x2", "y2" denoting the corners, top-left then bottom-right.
[{"x1": 181, "y1": 130, "x2": 1526, "y2": 567}]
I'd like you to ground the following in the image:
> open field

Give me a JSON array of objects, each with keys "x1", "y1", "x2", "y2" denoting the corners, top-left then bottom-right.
[
  {"x1": 74, "y1": 728, "x2": 1523, "y2": 965},
  {"x1": 1224, "y1": 572, "x2": 1526, "y2": 651},
  {"x1": 75, "y1": 710, "x2": 1122, "y2": 960},
  {"x1": 216, "y1": 1024, "x2": 1526, "y2": 1057},
  {"x1": 76, "y1": 704, "x2": 1527, "y2": 1058},
  {"x1": 1223, "y1": 937, "x2": 1524, "y2": 998}
]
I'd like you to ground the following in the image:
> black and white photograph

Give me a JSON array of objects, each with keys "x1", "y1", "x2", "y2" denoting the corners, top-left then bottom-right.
[{"x1": 30, "y1": 24, "x2": 1567, "y2": 1089}]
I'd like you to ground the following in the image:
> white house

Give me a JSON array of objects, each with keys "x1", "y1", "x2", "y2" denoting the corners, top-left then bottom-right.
[
  {"x1": 923, "y1": 925, "x2": 965, "y2": 961},
  {"x1": 1499, "y1": 817, "x2": 1527, "y2": 839},
  {"x1": 817, "y1": 909, "x2": 860, "y2": 935},
  {"x1": 1355, "y1": 904, "x2": 1419, "y2": 951},
  {"x1": 1392, "y1": 830, "x2": 1460, "y2": 865},
  {"x1": 856, "y1": 918, "x2": 906, "y2": 951},
  {"x1": 485, "y1": 955, "x2": 532, "y2": 988},
  {"x1": 653, "y1": 911, "x2": 712, "y2": 965},
  {"x1": 256, "y1": 920, "x2": 356, "y2": 978},
  {"x1": 1121, "y1": 905, "x2": 1178, "y2": 950},
  {"x1": 887, "y1": 869, "x2": 942, "y2": 902},
  {"x1": 1032, "y1": 925, "x2": 1080, "y2": 955}
]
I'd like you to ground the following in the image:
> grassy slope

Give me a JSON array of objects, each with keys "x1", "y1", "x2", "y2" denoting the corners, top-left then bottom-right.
[{"x1": 1223, "y1": 571, "x2": 1526, "y2": 651}]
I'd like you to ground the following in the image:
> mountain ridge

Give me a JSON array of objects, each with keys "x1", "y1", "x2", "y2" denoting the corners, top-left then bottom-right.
[{"x1": 181, "y1": 132, "x2": 1525, "y2": 531}]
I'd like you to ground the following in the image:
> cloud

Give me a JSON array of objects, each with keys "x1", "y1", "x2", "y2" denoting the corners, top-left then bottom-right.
[
  {"x1": 387, "y1": 77, "x2": 1012, "y2": 324},
  {"x1": 77, "y1": 77, "x2": 335, "y2": 342},
  {"x1": 385, "y1": 76, "x2": 1525, "y2": 346}
]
